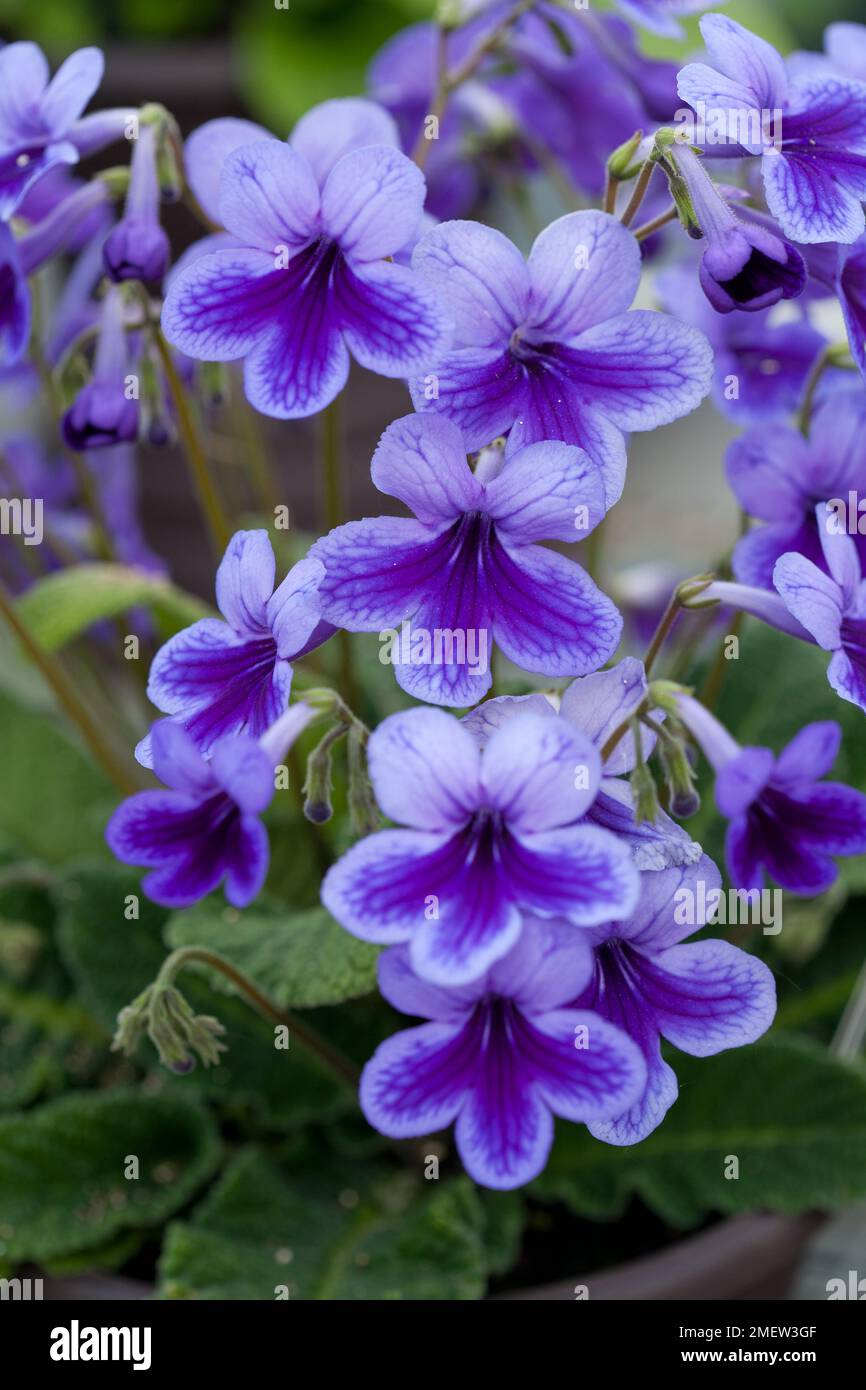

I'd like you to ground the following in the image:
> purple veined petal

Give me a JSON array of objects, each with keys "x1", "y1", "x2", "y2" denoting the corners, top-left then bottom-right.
[
  {"x1": 290, "y1": 97, "x2": 399, "y2": 188},
  {"x1": 454, "y1": 1064, "x2": 554, "y2": 1190},
  {"x1": 589, "y1": 780, "x2": 704, "y2": 873},
  {"x1": 335, "y1": 257, "x2": 451, "y2": 377},
  {"x1": 502, "y1": 823, "x2": 640, "y2": 926},
  {"x1": 684, "y1": 14, "x2": 788, "y2": 113},
  {"x1": 785, "y1": 75, "x2": 866, "y2": 154},
  {"x1": 311, "y1": 517, "x2": 450, "y2": 629},
  {"x1": 675, "y1": 62, "x2": 765, "y2": 145},
  {"x1": 838, "y1": 239, "x2": 866, "y2": 380},
  {"x1": 525, "y1": 211, "x2": 641, "y2": 342},
  {"x1": 725, "y1": 425, "x2": 812, "y2": 524},
  {"x1": 106, "y1": 789, "x2": 201, "y2": 869},
  {"x1": 0, "y1": 141, "x2": 79, "y2": 221},
  {"x1": 646, "y1": 939, "x2": 776, "y2": 1056},
  {"x1": 787, "y1": 780, "x2": 866, "y2": 856},
  {"x1": 147, "y1": 719, "x2": 215, "y2": 796},
  {"x1": 715, "y1": 746, "x2": 775, "y2": 818},
  {"x1": 218, "y1": 141, "x2": 320, "y2": 253},
  {"x1": 38, "y1": 47, "x2": 103, "y2": 133},
  {"x1": 321, "y1": 144, "x2": 425, "y2": 261},
  {"x1": 161, "y1": 247, "x2": 292, "y2": 361},
  {"x1": 266, "y1": 555, "x2": 324, "y2": 658},
  {"x1": 409, "y1": 875, "x2": 523, "y2": 987},
  {"x1": 588, "y1": 1044, "x2": 679, "y2": 1146},
  {"x1": 558, "y1": 311, "x2": 714, "y2": 431},
  {"x1": 617, "y1": 856, "x2": 723, "y2": 952},
  {"x1": 145, "y1": 617, "x2": 262, "y2": 713},
  {"x1": 484, "y1": 440, "x2": 606, "y2": 544},
  {"x1": 321, "y1": 827, "x2": 456, "y2": 944},
  {"x1": 827, "y1": 647, "x2": 866, "y2": 713},
  {"x1": 559, "y1": 657, "x2": 649, "y2": 776},
  {"x1": 141, "y1": 839, "x2": 229, "y2": 910},
  {"x1": 370, "y1": 413, "x2": 483, "y2": 524},
  {"x1": 223, "y1": 814, "x2": 270, "y2": 908},
  {"x1": 732, "y1": 522, "x2": 816, "y2": 590},
  {"x1": 815, "y1": 501, "x2": 862, "y2": 605},
  {"x1": 461, "y1": 694, "x2": 557, "y2": 750},
  {"x1": 762, "y1": 146, "x2": 866, "y2": 245},
  {"x1": 184, "y1": 118, "x2": 272, "y2": 226},
  {"x1": 505, "y1": 365, "x2": 628, "y2": 507},
  {"x1": 392, "y1": 610, "x2": 494, "y2": 709},
  {"x1": 210, "y1": 734, "x2": 274, "y2": 815},
  {"x1": 530, "y1": 1008, "x2": 647, "y2": 1124},
  {"x1": 410, "y1": 344, "x2": 529, "y2": 453},
  {"x1": 360, "y1": 1020, "x2": 472, "y2": 1139},
  {"x1": 772, "y1": 552, "x2": 844, "y2": 649},
  {"x1": 377, "y1": 944, "x2": 481, "y2": 1023},
  {"x1": 411, "y1": 219, "x2": 530, "y2": 350},
  {"x1": 0, "y1": 42, "x2": 50, "y2": 130},
  {"x1": 725, "y1": 816, "x2": 764, "y2": 893},
  {"x1": 242, "y1": 282, "x2": 350, "y2": 420},
  {"x1": 772, "y1": 721, "x2": 841, "y2": 788},
  {"x1": 367, "y1": 707, "x2": 482, "y2": 830},
  {"x1": 216, "y1": 529, "x2": 275, "y2": 634},
  {"x1": 489, "y1": 539, "x2": 623, "y2": 682},
  {"x1": 488, "y1": 916, "x2": 596, "y2": 1013},
  {"x1": 482, "y1": 710, "x2": 602, "y2": 830}
]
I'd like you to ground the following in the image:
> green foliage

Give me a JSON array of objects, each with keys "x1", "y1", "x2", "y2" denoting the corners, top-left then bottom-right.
[
  {"x1": 159, "y1": 1146, "x2": 487, "y2": 1300},
  {"x1": 533, "y1": 1034, "x2": 866, "y2": 1228},
  {"x1": 0, "y1": 694, "x2": 116, "y2": 863},
  {"x1": 15, "y1": 563, "x2": 213, "y2": 652},
  {"x1": 165, "y1": 901, "x2": 380, "y2": 1009},
  {"x1": 0, "y1": 1089, "x2": 220, "y2": 1263}
]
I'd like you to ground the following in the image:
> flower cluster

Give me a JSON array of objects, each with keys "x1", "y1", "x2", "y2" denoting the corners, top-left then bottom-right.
[{"x1": 5, "y1": 7, "x2": 866, "y2": 1193}]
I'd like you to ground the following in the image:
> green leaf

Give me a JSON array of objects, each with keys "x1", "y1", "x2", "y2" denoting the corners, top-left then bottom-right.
[
  {"x1": 0, "y1": 693, "x2": 115, "y2": 863},
  {"x1": 532, "y1": 1034, "x2": 866, "y2": 1228},
  {"x1": 165, "y1": 901, "x2": 380, "y2": 1009},
  {"x1": 0, "y1": 1089, "x2": 220, "y2": 1263},
  {"x1": 57, "y1": 865, "x2": 353, "y2": 1131},
  {"x1": 159, "y1": 1147, "x2": 486, "y2": 1300},
  {"x1": 15, "y1": 563, "x2": 212, "y2": 652}
]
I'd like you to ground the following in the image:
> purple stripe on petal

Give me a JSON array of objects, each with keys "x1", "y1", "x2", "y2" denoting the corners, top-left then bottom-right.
[
  {"x1": 646, "y1": 940, "x2": 776, "y2": 1056},
  {"x1": 360, "y1": 1021, "x2": 473, "y2": 1138},
  {"x1": 503, "y1": 825, "x2": 639, "y2": 925},
  {"x1": 336, "y1": 257, "x2": 451, "y2": 377}
]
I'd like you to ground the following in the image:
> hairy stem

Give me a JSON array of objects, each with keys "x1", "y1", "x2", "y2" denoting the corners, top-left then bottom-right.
[{"x1": 153, "y1": 328, "x2": 231, "y2": 556}]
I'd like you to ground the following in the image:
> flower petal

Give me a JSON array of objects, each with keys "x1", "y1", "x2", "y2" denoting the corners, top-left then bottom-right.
[
  {"x1": 367, "y1": 707, "x2": 481, "y2": 830},
  {"x1": 489, "y1": 540, "x2": 623, "y2": 681},
  {"x1": 336, "y1": 257, "x2": 451, "y2": 377},
  {"x1": 290, "y1": 97, "x2": 399, "y2": 187},
  {"x1": 184, "y1": 118, "x2": 272, "y2": 226},
  {"x1": 412, "y1": 219, "x2": 529, "y2": 350},
  {"x1": 526, "y1": 210, "x2": 641, "y2": 340},
  {"x1": 242, "y1": 307, "x2": 349, "y2": 420},
  {"x1": 40, "y1": 46, "x2": 104, "y2": 132},
  {"x1": 311, "y1": 517, "x2": 447, "y2": 629},
  {"x1": 360, "y1": 1021, "x2": 472, "y2": 1138},
  {"x1": 530, "y1": 1008, "x2": 647, "y2": 1124},
  {"x1": 484, "y1": 440, "x2": 607, "y2": 543},
  {"x1": 321, "y1": 144, "x2": 425, "y2": 260},
  {"x1": 218, "y1": 140, "x2": 320, "y2": 252},
  {"x1": 223, "y1": 814, "x2": 270, "y2": 908},
  {"x1": 559, "y1": 657, "x2": 649, "y2": 775},
  {"x1": 454, "y1": 1072, "x2": 553, "y2": 1190},
  {"x1": 482, "y1": 711, "x2": 601, "y2": 830},
  {"x1": 216, "y1": 529, "x2": 274, "y2": 633},
  {"x1": 503, "y1": 824, "x2": 640, "y2": 925},
  {"x1": 161, "y1": 247, "x2": 290, "y2": 361},
  {"x1": 773, "y1": 552, "x2": 843, "y2": 649},
  {"x1": 320, "y1": 827, "x2": 455, "y2": 944},
  {"x1": 411, "y1": 346, "x2": 528, "y2": 453},
  {"x1": 647, "y1": 940, "x2": 776, "y2": 1055},
  {"x1": 371, "y1": 413, "x2": 483, "y2": 524}
]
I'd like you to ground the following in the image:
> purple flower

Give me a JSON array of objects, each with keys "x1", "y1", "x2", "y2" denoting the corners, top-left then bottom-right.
[
  {"x1": 462, "y1": 658, "x2": 703, "y2": 870},
  {"x1": 322, "y1": 705, "x2": 639, "y2": 986},
  {"x1": 137, "y1": 529, "x2": 332, "y2": 766},
  {"x1": 836, "y1": 236, "x2": 866, "y2": 382},
  {"x1": 309, "y1": 414, "x2": 620, "y2": 707},
  {"x1": 675, "y1": 694, "x2": 866, "y2": 894},
  {"x1": 667, "y1": 142, "x2": 804, "y2": 313},
  {"x1": 410, "y1": 211, "x2": 712, "y2": 505},
  {"x1": 103, "y1": 122, "x2": 169, "y2": 284},
  {"x1": 678, "y1": 16, "x2": 866, "y2": 244},
  {"x1": 728, "y1": 389, "x2": 866, "y2": 588},
  {"x1": 703, "y1": 505, "x2": 866, "y2": 714},
  {"x1": 61, "y1": 286, "x2": 139, "y2": 451},
  {"x1": 570, "y1": 858, "x2": 776, "y2": 1145},
  {"x1": 360, "y1": 919, "x2": 646, "y2": 1189},
  {"x1": 1, "y1": 178, "x2": 109, "y2": 367},
  {"x1": 655, "y1": 263, "x2": 825, "y2": 424},
  {"x1": 0, "y1": 42, "x2": 104, "y2": 220},
  {"x1": 614, "y1": 0, "x2": 716, "y2": 39},
  {"x1": 107, "y1": 707, "x2": 315, "y2": 909},
  {"x1": 162, "y1": 103, "x2": 451, "y2": 420}
]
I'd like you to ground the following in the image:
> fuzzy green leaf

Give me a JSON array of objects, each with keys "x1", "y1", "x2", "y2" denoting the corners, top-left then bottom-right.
[{"x1": 15, "y1": 563, "x2": 212, "y2": 652}]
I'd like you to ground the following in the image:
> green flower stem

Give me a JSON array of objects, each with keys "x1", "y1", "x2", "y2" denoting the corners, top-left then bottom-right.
[
  {"x1": 619, "y1": 156, "x2": 657, "y2": 228},
  {"x1": 156, "y1": 945, "x2": 361, "y2": 1089},
  {"x1": 633, "y1": 204, "x2": 678, "y2": 241},
  {"x1": 797, "y1": 341, "x2": 855, "y2": 435},
  {"x1": 0, "y1": 575, "x2": 139, "y2": 796},
  {"x1": 153, "y1": 327, "x2": 232, "y2": 557}
]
